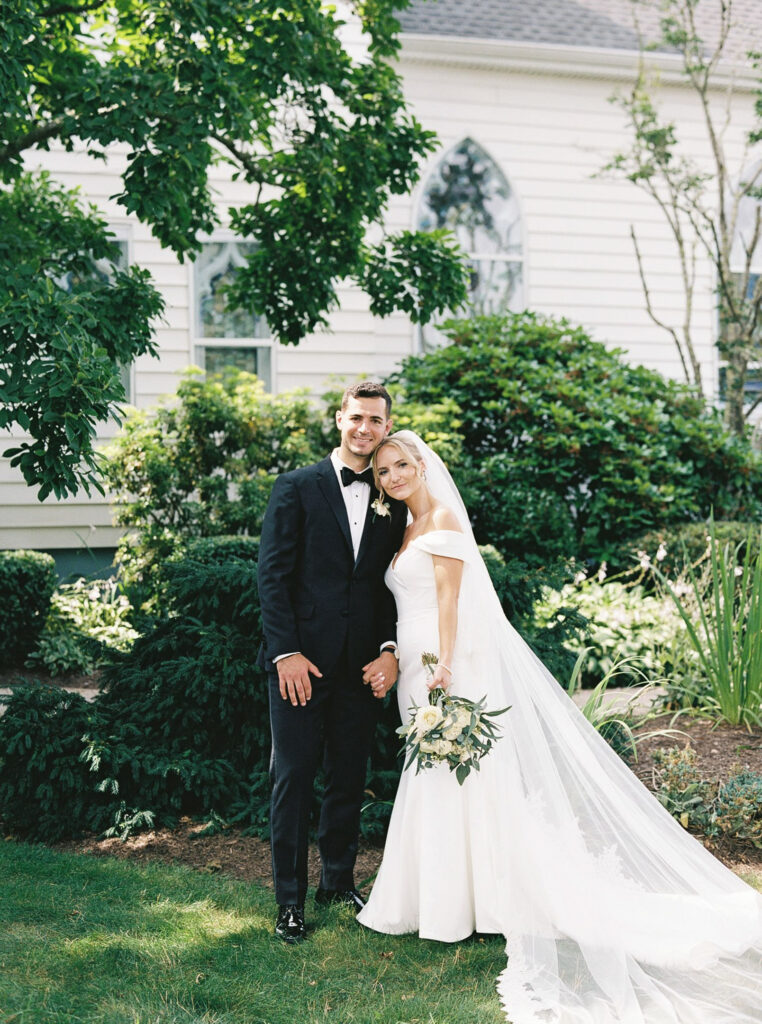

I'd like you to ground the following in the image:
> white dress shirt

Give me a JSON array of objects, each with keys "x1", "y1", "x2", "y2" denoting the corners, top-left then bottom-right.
[{"x1": 330, "y1": 448, "x2": 370, "y2": 561}]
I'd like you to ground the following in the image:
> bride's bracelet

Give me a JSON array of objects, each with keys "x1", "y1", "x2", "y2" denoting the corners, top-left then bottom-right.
[{"x1": 437, "y1": 663, "x2": 452, "y2": 675}]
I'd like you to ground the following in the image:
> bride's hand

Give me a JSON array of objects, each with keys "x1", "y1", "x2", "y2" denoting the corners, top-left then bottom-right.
[{"x1": 428, "y1": 664, "x2": 452, "y2": 691}]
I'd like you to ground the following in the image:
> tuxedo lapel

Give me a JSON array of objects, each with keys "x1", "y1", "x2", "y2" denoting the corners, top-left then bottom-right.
[
  {"x1": 355, "y1": 486, "x2": 383, "y2": 568},
  {"x1": 316, "y1": 458, "x2": 353, "y2": 557}
]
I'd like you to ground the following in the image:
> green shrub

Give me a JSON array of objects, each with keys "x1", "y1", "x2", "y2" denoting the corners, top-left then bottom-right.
[
  {"x1": 606, "y1": 520, "x2": 758, "y2": 580},
  {"x1": 103, "y1": 369, "x2": 331, "y2": 609},
  {"x1": 535, "y1": 577, "x2": 686, "y2": 687},
  {"x1": 0, "y1": 685, "x2": 109, "y2": 840},
  {"x1": 0, "y1": 536, "x2": 400, "y2": 843},
  {"x1": 387, "y1": 313, "x2": 762, "y2": 563},
  {"x1": 26, "y1": 577, "x2": 139, "y2": 676},
  {"x1": 653, "y1": 747, "x2": 762, "y2": 848},
  {"x1": 713, "y1": 771, "x2": 762, "y2": 848},
  {"x1": 653, "y1": 746, "x2": 712, "y2": 831},
  {"x1": 0, "y1": 550, "x2": 57, "y2": 668}
]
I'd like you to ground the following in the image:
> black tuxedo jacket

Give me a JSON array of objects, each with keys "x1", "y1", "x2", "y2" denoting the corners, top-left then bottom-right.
[{"x1": 257, "y1": 457, "x2": 407, "y2": 680}]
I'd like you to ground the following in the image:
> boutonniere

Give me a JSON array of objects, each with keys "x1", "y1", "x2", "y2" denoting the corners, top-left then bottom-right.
[{"x1": 371, "y1": 496, "x2": 391, "y2": 521}]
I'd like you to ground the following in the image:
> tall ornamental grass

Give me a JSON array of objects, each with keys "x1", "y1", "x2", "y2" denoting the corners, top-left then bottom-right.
[{"x1": 659, "y1": 523, "x2": 762, "y2": 727}]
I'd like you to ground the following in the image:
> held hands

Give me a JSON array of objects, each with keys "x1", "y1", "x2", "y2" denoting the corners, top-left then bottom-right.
[
  {"x1": 276, "y1": 653, "x2": 322, "y2": 706},
  {"x1": 363, "y1": 650, "x2": 399, "y2": 699}
]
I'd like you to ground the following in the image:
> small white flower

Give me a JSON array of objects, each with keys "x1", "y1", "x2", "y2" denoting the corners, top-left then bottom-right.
[
  {"x1": 597, "y1": 561, "x2": 608, "y2": 583},
  {"x1": 574, "y1": 569, "x2": 587, "y2": 584},
  {"x1": 371, "y1": 497, "x2": 390, "y2": 519},
  {"x1": 414, "y1": 704, "x2": 443, "y2": 735},
  {"x1": 656, "y1": 543, "x2": 667, "y2": 562},
  {"x1": 734, "y1": 566, "x2": 744, "y2": 577},
  {"x1": 637, "y1": 550, "x2": 651, "y2": 570}
]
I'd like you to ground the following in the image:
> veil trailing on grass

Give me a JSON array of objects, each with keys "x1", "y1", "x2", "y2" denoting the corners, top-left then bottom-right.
[{"x1": 394, "y1": 429, "x2": 762, "y2": 1024}]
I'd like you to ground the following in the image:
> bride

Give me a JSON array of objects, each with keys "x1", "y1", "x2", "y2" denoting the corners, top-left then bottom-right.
[{"x1": 357, "y1": 430, "x2": 762, "y2": 1024}]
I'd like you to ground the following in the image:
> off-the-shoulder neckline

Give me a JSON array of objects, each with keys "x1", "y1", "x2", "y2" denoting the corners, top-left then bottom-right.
[{"x1": 391, "y1": 529, "x2": 467, "y2": 571}]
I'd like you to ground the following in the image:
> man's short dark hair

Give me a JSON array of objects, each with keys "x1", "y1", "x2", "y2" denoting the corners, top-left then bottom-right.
[{"x1": 340, "y1": 381, "x2": 392, "y2": 418}]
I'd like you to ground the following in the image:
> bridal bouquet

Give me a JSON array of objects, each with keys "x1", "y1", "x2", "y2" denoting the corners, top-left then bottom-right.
[{"x1": 397, "y1": 652, "x2": 510, "y2": 785}]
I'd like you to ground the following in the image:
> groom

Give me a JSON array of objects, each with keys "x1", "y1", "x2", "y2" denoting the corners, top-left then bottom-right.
[{"x1": 257, "y1": 381, "x2": 407, "y2": 943}]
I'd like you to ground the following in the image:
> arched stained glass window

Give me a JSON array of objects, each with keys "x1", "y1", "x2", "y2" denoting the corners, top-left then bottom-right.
[{"x1": 417, "y1": 138, "x2": 523, "y2": 349}]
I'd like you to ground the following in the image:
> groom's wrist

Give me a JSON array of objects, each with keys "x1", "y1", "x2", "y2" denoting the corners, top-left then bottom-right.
[{"x1": 380, "y1": 642, "x2": 398, "y2": 659}]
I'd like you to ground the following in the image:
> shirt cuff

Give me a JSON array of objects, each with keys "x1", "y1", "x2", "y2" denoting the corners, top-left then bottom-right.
[
  {"x1": 380, "y1": 641, "x2": 398, "y2": 657},
  {"x1": 273, "y1": 651, "x2": 300, "y2": 662}
]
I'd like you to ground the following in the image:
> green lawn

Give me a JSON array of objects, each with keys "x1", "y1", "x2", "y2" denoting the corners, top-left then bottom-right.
[{"x1": 0, "y1": 841, "x2": 506, "y2": 1024}]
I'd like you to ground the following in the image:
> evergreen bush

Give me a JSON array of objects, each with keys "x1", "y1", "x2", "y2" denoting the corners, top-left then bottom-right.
[
  {"x1": 388, "y1": 313, "x2": 762, "y2": 564},
  {"x1": 0, "y1": 550, "x2": 57, "y2": 668},
  {"x1": 0, "y1": 536, "x2": 400, "y2": 843}
]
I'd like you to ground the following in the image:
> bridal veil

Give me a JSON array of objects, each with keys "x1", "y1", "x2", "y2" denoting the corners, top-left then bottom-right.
[{"x1": 392, "y1": 430, "x2": 762, "y2": 1024}]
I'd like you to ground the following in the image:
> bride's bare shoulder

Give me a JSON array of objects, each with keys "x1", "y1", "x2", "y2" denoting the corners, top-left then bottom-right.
[{"x1": 430, "y1": 505, "x2": 463, "y2": 533}]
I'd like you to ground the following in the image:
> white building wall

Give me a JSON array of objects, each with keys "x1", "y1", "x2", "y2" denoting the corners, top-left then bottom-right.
[{"x1": 1, "y1": 40, "x2": 758, "y2": 552}]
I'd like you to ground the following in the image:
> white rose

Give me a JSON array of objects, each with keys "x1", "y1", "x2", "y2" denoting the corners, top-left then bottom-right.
[
  {"x1": 419, "y1": 739, "x2": 437, "y2": 754},
  {"x1": 443, "y1": 724, "x2": 462, "y2": 741},
  {"x1": 435, "y1": 739, "x2": 454, "y2": 757},
  {"x1": 414, "y1": 704, "x2": 443, "y2": 735}
]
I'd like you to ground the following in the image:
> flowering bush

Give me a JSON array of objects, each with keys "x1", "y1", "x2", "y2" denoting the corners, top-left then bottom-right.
[
  {"x1": 27, "y1": 577, "x2": 139, "y2": 676},
  {"x1": 535, "y1": 577, "x2": 688, "y2": 688}
]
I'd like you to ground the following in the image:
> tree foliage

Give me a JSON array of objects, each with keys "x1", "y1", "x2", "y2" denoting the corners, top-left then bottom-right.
[{"x1": 1, "y1": 0, "x2": 468, "y2": 498}]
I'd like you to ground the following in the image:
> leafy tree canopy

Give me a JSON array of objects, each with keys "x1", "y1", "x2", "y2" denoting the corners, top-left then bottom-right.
[{"x1": 0, "y1": 0, "x2": 468, "y2": 498}]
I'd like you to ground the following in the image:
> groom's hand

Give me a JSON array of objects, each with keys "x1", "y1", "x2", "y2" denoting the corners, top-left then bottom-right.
[
  {"x1": 362, "y1": 650, "x2": 398, "y2": 699},
  {"x1": 276, "y1": 654, "x2": 322, "y2": 706}
]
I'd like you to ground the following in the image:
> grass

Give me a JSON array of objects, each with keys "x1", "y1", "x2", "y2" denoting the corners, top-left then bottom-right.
[{"x1": 0, "y1": 840, "x2": 506, "y2": 1024}]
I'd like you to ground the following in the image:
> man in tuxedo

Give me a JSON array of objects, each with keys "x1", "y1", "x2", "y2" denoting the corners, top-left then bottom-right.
[{"x1": 257, "y1": 381, "x2": 407, "y2": 943}]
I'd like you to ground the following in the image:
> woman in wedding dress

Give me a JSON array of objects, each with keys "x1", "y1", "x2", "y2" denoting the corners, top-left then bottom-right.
[{"x1": 357, "y1": 431, "x2": 762, "y2": 1024}]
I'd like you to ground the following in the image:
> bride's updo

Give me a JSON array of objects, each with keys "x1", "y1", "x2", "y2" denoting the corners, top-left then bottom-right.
[{"x1": 371, "y1": 433, "x2": 424, "y2": 493}]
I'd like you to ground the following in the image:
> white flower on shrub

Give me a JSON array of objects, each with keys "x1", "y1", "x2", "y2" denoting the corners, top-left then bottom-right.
[
  {"x1": 734, "y1": 566, "x2": 744, "y2": 577},
  {"x1": 656, "y1": 543, "x2": 667, "y2": 562},
  {"x1": 638, "y1": 550, "x2": 651, "y2": 570},
  {"x1": 574, "y1": 569, "x2": 587, "y2": 584},
  {"x1": 597, "y1": 561, "x2": 607, "y2": 583}
]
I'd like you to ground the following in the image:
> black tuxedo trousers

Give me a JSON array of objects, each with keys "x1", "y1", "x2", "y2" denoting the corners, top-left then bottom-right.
[{"x1": 257, "y1": 458, "x2": 406, "y2": 904}]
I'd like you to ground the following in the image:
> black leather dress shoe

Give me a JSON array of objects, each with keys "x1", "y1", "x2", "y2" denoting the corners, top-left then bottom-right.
[
  {"x1": 275, "y1": 904, "x2": 306, "y2": 943},
  {"x1": 315, "y1": 887, "x2": 366, "y2": 913}
]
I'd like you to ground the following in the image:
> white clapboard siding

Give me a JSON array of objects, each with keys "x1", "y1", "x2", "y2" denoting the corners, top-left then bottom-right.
[{"x1": 2, "y1": 36, "x2": 758, "y2": 551}]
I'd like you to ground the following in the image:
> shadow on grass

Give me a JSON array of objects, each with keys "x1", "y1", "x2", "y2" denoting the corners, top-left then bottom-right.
[{"x1": 0, "y1": 840, "x2": 506, "y2": 1024}]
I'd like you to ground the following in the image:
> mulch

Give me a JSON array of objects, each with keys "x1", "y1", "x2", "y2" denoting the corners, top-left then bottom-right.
[{"x1": 50, "y1": 711, "x2": 762, "y2": 882}]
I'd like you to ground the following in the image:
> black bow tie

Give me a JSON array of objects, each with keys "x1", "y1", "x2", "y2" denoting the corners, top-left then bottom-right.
[{"x1": 340, "y1": 466, "x2": 373, "y2": 487}]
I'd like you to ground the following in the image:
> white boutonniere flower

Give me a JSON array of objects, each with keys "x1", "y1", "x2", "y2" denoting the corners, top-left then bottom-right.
[{"x1": 371, "y1": 496, "x2": 391, "y2": 521}]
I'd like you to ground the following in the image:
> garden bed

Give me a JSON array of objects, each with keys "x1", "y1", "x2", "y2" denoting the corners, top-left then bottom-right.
[{"x1": 52, "y1": 711, "x2": 762, "y2": 882}]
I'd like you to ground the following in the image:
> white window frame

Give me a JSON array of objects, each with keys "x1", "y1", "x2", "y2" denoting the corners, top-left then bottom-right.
[{"x1": 190, "y1": 233, "x2": 277, "y2": 391}]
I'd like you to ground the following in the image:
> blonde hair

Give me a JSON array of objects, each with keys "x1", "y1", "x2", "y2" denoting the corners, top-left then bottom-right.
[{"x1": 371, "y1": 434, "x2": 424, "y2": 493}]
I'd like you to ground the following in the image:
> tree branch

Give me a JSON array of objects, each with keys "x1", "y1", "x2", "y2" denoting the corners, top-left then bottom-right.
[
  {"x1": 0, "y1": 120, "x2": 65, "y2": 164},
  {"x1": 631, "y1": 225, "x2": 693, "y2": 384}
]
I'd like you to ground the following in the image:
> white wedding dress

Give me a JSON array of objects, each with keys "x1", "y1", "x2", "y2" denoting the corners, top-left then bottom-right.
[{"x1": 357, "y1": 432, "x2": 762, "y2": 1024}]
